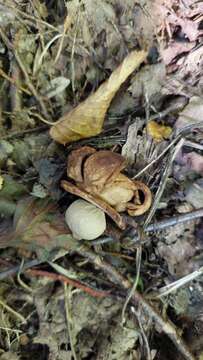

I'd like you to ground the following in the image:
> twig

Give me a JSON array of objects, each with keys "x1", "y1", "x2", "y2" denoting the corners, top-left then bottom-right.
[
  {"x1": 0, "y1": 298, "x2": 26, "y2": 323},
  {"x1": 64, "y1": 284, "x2": 78, "y2": 360},
  {"x1": 133, "y1": 136, "x2": 179, "y2": 179},
  {"x1": 3, "y1": 1, "x2": 59, "y2": 32},
  {"x1": 28, "y1": 110, "x2": 58, "y2": 126},
  {"x1": 26, "y1": 268, "x2": 109, "y2": 298},
  {"x1": 54, "y1": 13, "x2": 71, "y2": 64},
  {"x1": 92, "y1": 208, "x2": 203, "y2": 245},
  {"x1": 0, "y1": 258, "x2": 43, "y2": 281},
  {"x1": 1, "y1": 125, "x2": 48, "y2": 140},
  {"x1": 134, "y1": 120, "x2": 203, "y2": 179},
  {"x1": 0, "y1": 27, "x2": 49, "y2": 119},
  {"x1": 70, "y1": 7, "x2": 80, "y2": 97},
  {"x1": 0, "y1": 68, "x2": 31, "y2": 95},
  {"x1": 152, "y1": 266, "x2": 203, "y2": 299},
  {"x1": 121, "y1": 242, "x2": 142, "y2": 323},
  {"x1": 131, "y1": 306, "x2": 152, "y2": 360},
  {"x1": 75, "y1": 244, "x2": 195, "y2": 360},
  {"x1": 144, "y1": 138, "x2": 184, "y2": 225},
  {"x1": 33, "y1": 34, "x2": 63, "y2": 74}
]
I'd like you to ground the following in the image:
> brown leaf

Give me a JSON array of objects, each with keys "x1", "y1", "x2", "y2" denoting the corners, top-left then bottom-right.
[
  {"x1": 175, "y1": 96, "x2": 203, "y2": 132},
  {"x1": 0, "y1": 197, "x2": 73, "y2": 253},
  {"x1": 50, "y1": 50, "x2": 147, "y2": 144}
]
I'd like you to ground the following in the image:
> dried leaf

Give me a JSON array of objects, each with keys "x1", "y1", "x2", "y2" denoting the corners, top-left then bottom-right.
[
  {"x1": 129, "y1": 63, "x2": 166, "y2": 99},
  {"x1": 31, "y1": 183, "x2": 48, "y2": 198},
  {"x1": 50, "y1": 50, "x2": 147, "y2": 144},
  {"x1": 175, "y1": 149, "x2": 203, "y2": 175},
  {"x1": 0, "y1": 140, "x2": 13, "y2": 167},
  {"x1": 185, "y1": 180, "x2": 203, "y2": 209},
  {"x1": 0, "y1": 198, "x2": 74, "y2": 255},
  {"x1": 0, "y1": 175, "x2": 28, "y2": 200},
  {"x1": 0, "y1": 352, "x2": 20, "y2": 360},
  {"x1": 175, "y1": 96, "x2": 203, "y2": 132},
  {"x1": 147, "y1": 120, "x2": 172, "y2": 142},
  {"x1": 42, "y1": 76, "x2": 70, "y2": 98}
]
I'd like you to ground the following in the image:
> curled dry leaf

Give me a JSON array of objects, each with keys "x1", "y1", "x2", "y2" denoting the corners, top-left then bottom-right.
[
  {"x1": 61, "y1": 147, "x2": 152, "y2": 229},
  {"x1": 50, "y1": 50, "x2": 147, "y2": 145}
]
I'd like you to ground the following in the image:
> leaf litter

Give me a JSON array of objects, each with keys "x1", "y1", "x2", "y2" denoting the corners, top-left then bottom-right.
[{"x1": 0, "y1": 1, "x2": 203, "y2": 360}]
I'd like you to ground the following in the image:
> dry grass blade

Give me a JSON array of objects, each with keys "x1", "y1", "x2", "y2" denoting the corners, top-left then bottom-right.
[{"x1": 50, "y1": 50, "x2": 147, "y2": 144}]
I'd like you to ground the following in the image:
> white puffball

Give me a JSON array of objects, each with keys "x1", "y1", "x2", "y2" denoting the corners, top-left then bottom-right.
[{"x1": 65, "y1": 199, "x2": 106, "y2": 240}]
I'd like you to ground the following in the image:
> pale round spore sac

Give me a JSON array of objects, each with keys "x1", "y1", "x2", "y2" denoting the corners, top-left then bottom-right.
[{"x1": 65, "y1": 199, "x2": 106, "y2": 240}]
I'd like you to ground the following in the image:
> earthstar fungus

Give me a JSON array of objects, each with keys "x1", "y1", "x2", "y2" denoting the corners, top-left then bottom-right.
[{"x1": 61, "y1": 147, "x2": 152, "y2": 229}]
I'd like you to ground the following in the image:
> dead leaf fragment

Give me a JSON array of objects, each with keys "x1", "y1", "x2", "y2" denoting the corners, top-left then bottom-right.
[
  {"x1": 50, "y1": 50, "x2": 147, "y2": 144},
  {"x1": 0, "y1": 198, "x2": 73, "y2": 254},
  {"x1": 175, "y1": 96, "x2": 203, "y2": 132},
  {"x1": 147, "y1": 120, "x2": 172, "y2": 142}
]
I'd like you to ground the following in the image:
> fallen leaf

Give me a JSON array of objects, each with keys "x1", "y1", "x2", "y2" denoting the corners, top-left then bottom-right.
[
  {"x1": 50, "y1": 50, "x2": 147, "y2": 145},
  {"x1": 0, "y1": 352, "x2": 20, "y2": 360},
  {"x1": 161, "y1": 41, "x2": 195, "y2": 65},
  {"x1": 175, "y1": 149, "x2": 203, "y2": 175},
  {"x1": 185, "y1": 180, "x2": 203, "y2": 209},
  {"x1": 157, "y1": 222, "x2": 196, "y2": 277},
  {"x1": 175, "y1": 96, "x2": 203, "y2": 132},
  {"x1": 31, "y1": 183, "x2": 48, "y2": 198},
  {"x1": 42, "y1": 76, "x2": 70, "y2": 99},
  {"x1": 0, "y1": 197, "x2": 75, "y2": 256},
  {"x1": 0, "y1": 175, "x2": 28, "y2": 200},
  {"x1": 129, "y1": 63, "x2": 166, "y2": 100},
  {"x1": 0, "y1": 140, "x2": 13, "y2": 167},
  {"x1": 147, "y1": 120, "x2": 172, "y2": 142}
]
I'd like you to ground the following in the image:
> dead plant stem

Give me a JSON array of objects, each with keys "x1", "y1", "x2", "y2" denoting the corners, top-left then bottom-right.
[
  {"x1": 64, "y1": 284, "x2": 78, "y2": 360},
  {"x1": 0, "y1": 27, "x2": 49, "y2": 119}
]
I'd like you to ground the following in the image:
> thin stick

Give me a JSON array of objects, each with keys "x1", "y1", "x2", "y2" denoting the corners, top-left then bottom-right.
[
  {"x1": 70, "y1": 8, "x2": 80, "y2": 97},
  {"x1": 92, "y1": 208, "x2": 203, "y2": 246},
  {"x1": 26, "y1": 268, "x2": 109, "y2": 298},
  {"x1": 0, "y1": 27, "x2": 49, "y2": 119},
  {"x1": 144, "y1": 138, "x2": 184, "y2": 225},
  {"x1": 153, "y1": 266, "x2": 203, "y2": 299},
  {"x1": 3, "y1": 1, "x2": 59, "y2": 32},
  {"x1": 131, "y1": 307, "x2": 152, "y2": 360},
  {"x1": 64, "y1": 284, "x2": 78, "y2": 360},
  {"x1": 0, "y1": 68, "x2": 31, "y2": 95},
  {"x1": 121, "y1": 243, "x2": 142, "y2": 323},
  {"x1": 1, "y1": 125, "x2": 48, "y2": 140},
  {"x1": 134, "y1": 121, "x2": 203, "y2": 179},
  {"x1": 0, "y1": 298, "x2": 26, "y2": 323},
  {"x1": 133, "y1": 136, "x2": 179, "y2": 179},
  {"x1": 0, "y1": 259, "x2": 43, "y2": 281}
]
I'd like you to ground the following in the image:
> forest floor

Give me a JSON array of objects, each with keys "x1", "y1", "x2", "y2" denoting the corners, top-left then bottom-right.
[{"x1": 0, "y1": 1, "x2": 203, "y2": 360}]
